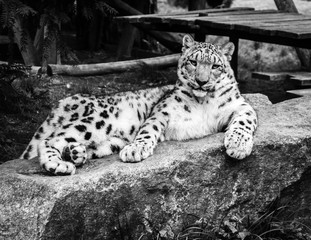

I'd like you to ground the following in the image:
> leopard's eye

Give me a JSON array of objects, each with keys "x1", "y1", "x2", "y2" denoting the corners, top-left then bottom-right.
[
  {"x1": 189, "y1": 60, "x2": 197, "y2": 67},
  {"x1": 212, "y1": 64, "x2": 221, "y2": 69}
]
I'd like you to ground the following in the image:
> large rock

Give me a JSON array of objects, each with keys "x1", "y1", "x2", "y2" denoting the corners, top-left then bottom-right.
[{"x1": 1, "y1": 94, "x2": 311, "y2": 240}]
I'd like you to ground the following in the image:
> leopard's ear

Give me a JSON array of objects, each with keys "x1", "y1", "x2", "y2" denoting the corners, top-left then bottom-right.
[
  {"x1": 182, "y1": 34, "x2": 195, "y2": 52},
  {"x1": 221, "y1": 42, "x2": 235, "y2": 61}
]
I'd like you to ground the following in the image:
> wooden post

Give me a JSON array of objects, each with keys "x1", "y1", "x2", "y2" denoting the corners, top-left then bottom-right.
[
  {"x1": 194, "y1": 31, "x2": 205, "y2": 42},
  {"x1": 274, "y1": 0, "x2": 298, "y2": 12},
  {"x1": 229, "y1": 35, "x2": 239, "y2": 78},
  {"x1": 188, "y1": 0, "x2": 207, "y2": 43},
  {"x1": 116, "y1": 0, "x2": 146, "y2": 60},
  {"x1": 274, "y1": 0, "x2": 311, "y2": 71},
  {"x1": 117, "y1": 24, "x2": 138, "y2": 60},
  {"x1": 111, "y1": 0, "x2": 182, "y2": 53},
  {"x1": 188, "y1": 0, "x2": 206, "y2": 11}
]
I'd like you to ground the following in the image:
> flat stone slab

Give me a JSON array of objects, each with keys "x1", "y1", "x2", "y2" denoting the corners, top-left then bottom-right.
[{"x1": 1, "y1": 94, "x2": 311, "y2": 240}]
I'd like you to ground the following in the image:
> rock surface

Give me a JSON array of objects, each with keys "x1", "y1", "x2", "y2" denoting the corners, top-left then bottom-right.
[{"x1": 1, "y1": 94, "x2": 311, "y2": 240}]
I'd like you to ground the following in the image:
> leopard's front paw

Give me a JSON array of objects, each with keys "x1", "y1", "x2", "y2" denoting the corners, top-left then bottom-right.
[
  {"x1": 119, "y1": 142, "x2": 153, "y2": 162},
  {"x1": 224, "y1": 129, "x2": 253, "y2": 160},
  {"x1": 41, "y1": 156, "x2": 76, "y2": 175},
  {"x1": 62, "y1": 142, "x2": 87, "y2": 166}
]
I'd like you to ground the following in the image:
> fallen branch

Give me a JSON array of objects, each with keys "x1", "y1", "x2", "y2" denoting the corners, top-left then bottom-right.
[{"x1": 0, "y1": 53, "x2": 180, "y2": 76}]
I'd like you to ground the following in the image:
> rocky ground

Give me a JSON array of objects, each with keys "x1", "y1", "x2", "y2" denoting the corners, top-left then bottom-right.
[{"x1": 1, "y1": 93, "x2": 311, "y2": 239}]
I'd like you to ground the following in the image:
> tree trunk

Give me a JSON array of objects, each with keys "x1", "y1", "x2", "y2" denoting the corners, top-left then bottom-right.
[
  {"x1": 12, "y1": 18, "x2": 40, "y2": 66},
  {"x1": 274, "y1": 0, "x2": 311, "y2": 71},
  {"x1": 189, "y1": 0, "x2": 206, "y2": 10},
  {"x1": 13, "y1": 15, "x2": 61, "y2": 67}
]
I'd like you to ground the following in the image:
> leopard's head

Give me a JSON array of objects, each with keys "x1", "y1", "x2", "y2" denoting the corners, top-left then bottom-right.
[{"x1": 177, "y1": 34, "x2": 235, "y2": 98}]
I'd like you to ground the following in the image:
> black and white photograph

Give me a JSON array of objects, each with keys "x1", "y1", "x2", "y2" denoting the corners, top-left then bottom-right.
[{"x1": 0, "y1": 0, "x2": 311, "y2": 239}]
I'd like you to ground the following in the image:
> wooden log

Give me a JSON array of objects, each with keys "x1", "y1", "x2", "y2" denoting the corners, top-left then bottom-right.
[
  {"x1": 0, "y1": 61, "x2": 41, "y2": 75},
  {"x1": 274, "y1": 0, "x2": 311, "y2": 71},
  {"x1": 1, "y1": 54, "x2": 180, "y2": 76}
]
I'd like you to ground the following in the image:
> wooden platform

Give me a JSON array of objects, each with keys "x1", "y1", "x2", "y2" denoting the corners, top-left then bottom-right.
[
  {"x1": 118, "y1": 8, "x2": 311, "y2": 49},
  {"x1": 252, "y1": 71, "x2": 311, "y2": 87},
  {"x1": 286, "y1": 89, "x2": 311, "y2": 97},
  {"x1": 118, "y1": 8, "x2": 311, "y2": 77}
]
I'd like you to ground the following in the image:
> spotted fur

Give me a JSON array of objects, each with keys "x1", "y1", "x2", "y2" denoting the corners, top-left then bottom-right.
[{"x1": 21, "y1": 34, "x2": 257, "y2": 175}]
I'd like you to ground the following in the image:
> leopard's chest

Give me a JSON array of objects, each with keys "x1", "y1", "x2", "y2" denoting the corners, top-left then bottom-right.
[{"x1": 164, "y1": 101, "x2": 220, "y2": 141}]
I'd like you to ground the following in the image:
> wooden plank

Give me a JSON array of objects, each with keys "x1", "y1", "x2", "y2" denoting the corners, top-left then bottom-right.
[
  {"x1": 252, "y1": 71, "x2": 311, "y2": 86},
  {"x1": 252, "y1": 72, "x2": 289, "y2": 81},
  {"x1": 289, "y1": 73, "x2": 311, "y2": 86},
  {"x1": 235, "y1": 20, "x2": 311, "y2": 31},
  {"x1": 247, "y1": 24, "x2": 311, "y2": 39},
  {"x1": 196, "y1": 12, "x2": 300, "y2": 23},
  {"x1": 234, "y1": 21, "x2": 311, "y2": 37},
  {"x1": 141, "y1": 14, "x2": 199, "y2": 24},
  {"x1": 194, "y1": 13, "x2": 301, "y2": 30},
  {"x1": 116, "y1": 7, "x2": 255, "y2": 23},
  {"x1": 195, "y1": 11, "x2": 307, "y2": 28},
  {"x1": 159, "y1": 9, "x2": 258, "y2": 20},
  {"x1": 198, "y1": 9, "x2": 277, "y2": 17},
  {"x1": 128, "y1": 8, "x2": 259, "y2": 24},
  {"x1": 213, "y1": 15, "x2": 311, "y2": 25},
  {"x1": 170, "y1": 9, "x2": 265, "y2": 20},
  {"x1": 247, "y1": 20, "x2": 311, "y2": 27},
  {"x1": 133, "y1": 21, "x2": 199, "y2": 33},
  {"x1": 286, "y1": 89, "x2": 311, "y2": 97},
  {"x1": 196, "y1": 16, "x2": 311, "y2": 39},
  {"x1": 171, "y1": 10, "x2": 280, "y2": 24}
]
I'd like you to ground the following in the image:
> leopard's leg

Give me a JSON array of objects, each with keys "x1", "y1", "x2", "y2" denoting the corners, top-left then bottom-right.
[
  {"x1": 39, "y1": 137, "x2": 86, "y2": 175},
  {"x1": 224, "y1": 103, "x2": 257, "y2": 159},
  {"x1": 120, "y1": 112, "x2": 168, "y2": 162}
]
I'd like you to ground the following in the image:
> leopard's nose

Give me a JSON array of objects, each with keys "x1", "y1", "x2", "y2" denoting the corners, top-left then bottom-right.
[{"x1": 196, "y1": 79, "x2": 207, "y2": 87}]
